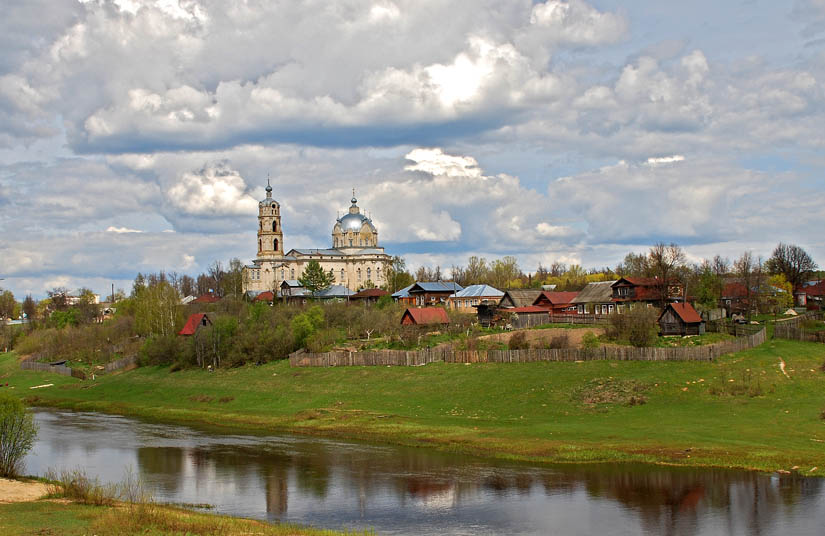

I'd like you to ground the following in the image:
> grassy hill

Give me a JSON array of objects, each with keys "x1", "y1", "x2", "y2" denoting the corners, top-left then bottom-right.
[{"x1": 2, "y1": 338, "x2": 824, "y2": 474}]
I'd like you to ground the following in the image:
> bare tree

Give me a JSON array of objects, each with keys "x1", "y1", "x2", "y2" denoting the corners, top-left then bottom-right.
[
  {"x1": 766, "y1": 243, "x2": 818, "y2": 289},
  {"x1": 734, "y1": 251, "x2": 762, "y2": 320},
  {"x1": 648, "y1": 243, "x2": 686, "y2": 305}
]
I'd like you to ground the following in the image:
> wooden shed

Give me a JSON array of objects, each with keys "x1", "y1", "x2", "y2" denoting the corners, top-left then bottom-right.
[
  {"x1": 658, "y1": 303, "x2": 705, "y2": 336},
  {"x1": 401, "y1": 307, "x2": 449, "y2": 325},
  {"x1": 178, "y1": 313, "x2": 212, "y2": 336}
]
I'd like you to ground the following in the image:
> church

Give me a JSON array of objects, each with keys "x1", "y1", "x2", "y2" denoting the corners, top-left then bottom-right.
[{"x1": 242, "y1": 181, "x2": 392, "y2": 294}]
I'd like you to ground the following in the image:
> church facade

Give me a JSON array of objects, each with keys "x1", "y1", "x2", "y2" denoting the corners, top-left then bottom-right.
[{"x1": 242, "y1": 182, "x2": 392, "y2": 294}]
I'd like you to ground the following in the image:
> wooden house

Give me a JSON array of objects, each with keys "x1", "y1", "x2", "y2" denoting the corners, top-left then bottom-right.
[
  {"x1": 178, "y1": 313, "x2": 212, "y2": 336},
  {"x1": 253, "y1": 291, "x2": 275, "y2": 304},
  {"x1": 446, "y1": 284, "x2": 504, "y2": 312},
  {"x1": 498, "y1": 289, "x2": 542, "y2": 309},
  {"x1": 350, "y1": 288, "x2": 390, "y2": 304},
  {"x1": 401, "y1": 307, "x2": 449, "y2": 325},
  {"x1": 611, "y1": 277, "x2": 682, "y2": 307},
  {"x1": 532, "y1": 291, "x2": 579, "y2": 314},
  {"x1": 794, "y1": 280, "x2": 824, "y2": 310},
  {"x1": 406, "y1": 281, "x2": 463, "y2": 306},
  {"x1": 658, "y1": 303, "x2": 705, "y2": 336},
  {"x1": 571, "y1": 281, "x2": 617, "y2": 315},
  {"x1": 391, "y1": 283, "x2": 416, "y2": 305}
]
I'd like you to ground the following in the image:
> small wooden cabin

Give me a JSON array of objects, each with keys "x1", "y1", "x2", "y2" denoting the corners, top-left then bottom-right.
[
  {"x1": 178, "y1": 313, "x2": 212, "y2": 336},
  {"x1": 658, "y1": 303, "x2": 705, "y2": 336},
  {"x1": 401, "y1": 307, "x2": 449, "y2": 326}
]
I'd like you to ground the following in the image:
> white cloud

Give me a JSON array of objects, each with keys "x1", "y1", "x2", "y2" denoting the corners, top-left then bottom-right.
[
  {"x1": 529, "y1": 0, "x2": 628, "y2": 46},
  {"x1": 106, "y1": 226, "x2": 143, "y2": 233},
  {"x1": 165, "y1": 161, "x2": 257, "y2": 216}
]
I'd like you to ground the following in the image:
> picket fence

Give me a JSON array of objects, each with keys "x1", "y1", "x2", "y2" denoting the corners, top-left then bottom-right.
[
  {"x1": 290, "y1": 327, "x2": 766, "y2": 367},
  {"x1": 20, "y1": 358, "x2": 86, "y2": 379},
  {"x1": 774, "y1": 312, "x2": 825, "y2": 342}
]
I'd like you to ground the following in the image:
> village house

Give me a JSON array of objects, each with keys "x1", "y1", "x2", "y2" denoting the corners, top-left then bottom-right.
[
  {"x1": 446, "y1": 284, "x2": 504, "y2": 312},
  {"x1": 498, "y1": 289, "x2": 542, "y2": 309},
  {"x1": 571, "y1": 281, "x2": 617, "y2": 315},
  {"x1": 350, "y1": 288, "x2": 390, "y2": 304},
  {"x1": 178, "y1": 313, "x2": 212, "y2": 336},
  {"x1": 795, "y1": 280, "x2": 825, "y2": 309},
  {"x1": 531, "y1": 291, "x2": 579, "y2": 314},
  {"x1": 391, "y1": 283, "x2": 416, "y2": 305},
  {"x1": 611, "y1": 277, "x2": 683, "y2": 308},
  {"x1": 658, "y1": 303, "x2": 705, "y2": 336},
  {"x1": 406, "y1": 282, "x2": 463, "y2": 306}
]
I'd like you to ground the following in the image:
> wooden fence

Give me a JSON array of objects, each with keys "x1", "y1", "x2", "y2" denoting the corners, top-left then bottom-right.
[
  {"x1": 20, "y1": 358, "x2": 86, "y2": 379},
  {"x1": 103, "y1": 355, "x2": 139, "y2": 373},
  {"x1": 510, "y1": 313, "x2": 608, "y2": 329},
  {"x1": 290, "y1": 327, "x2": 766, "y2": 367},
  {"x1": 774, "y1": 312, "x2": 825, "y2": 342}
]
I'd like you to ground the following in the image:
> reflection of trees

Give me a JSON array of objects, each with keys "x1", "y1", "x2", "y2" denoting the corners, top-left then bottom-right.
[{"x1": 136, "y1": 447, "x2": 185, "y2": 495}]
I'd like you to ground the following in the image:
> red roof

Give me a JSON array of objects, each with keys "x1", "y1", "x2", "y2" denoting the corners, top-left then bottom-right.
[
  {"x1": 722, "y1": 282, "x2": 748, "y2": 298},
  {"x1": 401, "y1": 307, "x2": 449, "y2": 325},
  {"x1": 665, "y1": 303, "x2": 703, "y2": 324},
  {"x1": 800, "y1": 281, "x2": 825, "y2": 297},
  {"x1": 507, "y1": 306, "x2": 550, "y2": 314},
  {"x1": 253, "y1": 291, "x2": 275, "y2": 302},
  {"x1": 351, "y1": 288, "x2": 390, "y2": 299},
  {"x1": 178, "y1": 313, "x2": 211, "y2": 336},
  {"x1": 533, "y1": 291, "x2": 579, "y2": 306},
  {"x1": 616, "y1": 277, "x2": 658, "y2": 287},
  {"x1": 191, "y1": 294, "x2": 220, "y2": 304}
]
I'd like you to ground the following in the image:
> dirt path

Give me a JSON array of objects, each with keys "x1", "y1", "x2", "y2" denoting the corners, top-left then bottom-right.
[{"x1": 0, "y1": 478, "x2": 48, "y2": 503}]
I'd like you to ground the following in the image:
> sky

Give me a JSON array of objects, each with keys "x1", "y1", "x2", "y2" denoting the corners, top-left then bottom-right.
[{"x1": 1, "y1": 0, "x2": 824, "y2": 299}]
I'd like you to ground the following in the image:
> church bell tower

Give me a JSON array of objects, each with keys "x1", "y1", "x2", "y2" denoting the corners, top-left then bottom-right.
[{"x1": 257, "y1": 179, "x2": 284, "y2": 258}]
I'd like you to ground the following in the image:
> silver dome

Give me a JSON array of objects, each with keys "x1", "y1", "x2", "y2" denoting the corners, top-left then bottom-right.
[{"x1": 339, "y1": 212, "x2": 371, "y2": 231}]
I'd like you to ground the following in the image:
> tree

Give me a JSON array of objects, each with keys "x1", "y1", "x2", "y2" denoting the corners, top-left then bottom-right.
[
  {"x1": 0, "y1": 394, "x2": 38, "y2": 477},
  {"x1": 490, "y1": 256, "x2": 521, "y2": 289},
  {"x1": 767, "y1": 274, "x2": 794, "y2": 313},
  {"x1": 0, "y1": 290, "x2": 14, "y2": 320},
  {"x1": 22, "y1": 295, "x2": 36, "y2": 325},
  {"x1": 298, "y1": 260, "x2": 334, "y2": 293},
  {"x1": 694, "y1": 262, "x2": 721, "y2": 311},
  {"x1": 131, "y1": 273, "x2": 146, "y2": 297},
  {"x1": 385, "y1": 256, "x2": 413, "y2": 292},
  {"x1": 179, "y1": 275, "x2": 195, "y2": 297},
  {"x1": 648, "y1": 242, "x2": 685, "y2": 305},
  {"x1": 616, "y1": 252, "x2": 651, "y2": 277},
  {"x1": 221, "y1": 258, "x2": 244, "y2": 298},
  {"x1": 766, "y1": 243, "x2": 818, "y2": 290},
  {"x1": 47, "y1": 287, "x2": 70, "y2": 311},
  {"x1": 734, "y1": 251, "x2": 763, "y2": 319},
  {"x1": 134, "y1": 280, "x2": 182, "y2": 337}
]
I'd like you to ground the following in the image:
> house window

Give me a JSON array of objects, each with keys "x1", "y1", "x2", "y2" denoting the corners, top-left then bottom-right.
[
  {"x1": 578, "y1": 305, "x2": 584, "y2": 314},
  {"x1": 281, "y1": 269, "x2": 285, "y2": 279},
  {"x1": 608, "y1": 304, "x2": 614, "y2": 313},
  {"x1": 602, "y1": 305, "x2": 608, "y2": 314},
  {"x1": 291, "y1": 268, "x2": 295, "y2": 279}
]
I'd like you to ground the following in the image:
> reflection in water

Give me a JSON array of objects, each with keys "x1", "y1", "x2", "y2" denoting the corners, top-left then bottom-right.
[{"x1": 24, "y1": 410, "x2": 825, "y2": 536}]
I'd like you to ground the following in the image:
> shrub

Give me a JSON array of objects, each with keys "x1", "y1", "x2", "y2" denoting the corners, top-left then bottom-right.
[
  {"x1": 306, "y1": 327, "x2": 342, "y2": 353},
  {"x1": 548, "y1": 333, "x2": 570, "y2": 349},
  {"x1": 508, "y1": 331, "x2": 529, "y2": 350},
  {"x1": 581, "y1": 331, "x2": 599, "y2": 349},
  {"x1": 140, "y1": 334, "x2": 185, "y2": 366},
  {"x1": 291, "y1": 306, "x2": 325, "y2": 348},
  {"x1": 571, "y1": 378, "x2": 649, "y2": 406},
  {"x1": 606, "y1": 307, "x2": 659, "y2": 347},
  {"x1": 0, "y1": 394, "x2": 39, "y2": 477}
]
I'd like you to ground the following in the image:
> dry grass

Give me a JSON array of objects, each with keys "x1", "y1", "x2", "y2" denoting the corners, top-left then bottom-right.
[{"x1": 571, "y1": 378, "x2": 649, "y2": 406}]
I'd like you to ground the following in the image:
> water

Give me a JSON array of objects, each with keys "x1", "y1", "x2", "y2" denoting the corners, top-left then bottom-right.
[{"x1": 24, "y1": 409, "x2": 825, "y2": 535}]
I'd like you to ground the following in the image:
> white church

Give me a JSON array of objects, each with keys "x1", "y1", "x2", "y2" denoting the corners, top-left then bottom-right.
[{"x1": 242, "y1": 181, "x2": 392, "y2": 294}]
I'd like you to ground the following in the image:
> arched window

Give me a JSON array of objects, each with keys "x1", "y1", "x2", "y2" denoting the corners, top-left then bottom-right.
[
  {"x1": 367, "y1": 267, "x2": 371, "y2": 281},
  {"x1": 340, "y1": 269, "x2": 345, "y2": 281},
  {"x1": 258, "y1": 239, "x2": 262, "y2": 251},
  {"x1": 274, "y1": 239, "x2": 279, "y2": 251},
  {"x1": 272, "y1": 221, "x2": 277, "y2": 232},
  {"x1": 291, "y1": 268, "x2": 295, "y2": 279},
  {"x1": 281, "y1": 269, "x2": 285, "y2": 280},
  {"x1": 349, "y1": 239, "x2": 353, "y2": 246},
  {"x1": 357, "y1": 268, "x2": 361, "y2": 281}
]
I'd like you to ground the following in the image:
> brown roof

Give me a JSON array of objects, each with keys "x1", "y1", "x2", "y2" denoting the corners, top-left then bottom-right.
[
  {"x1": 799, "y1": 281, "x2": 825, "y2": 297},
  {"x1": 722, "y1": 282, "x2": 748, "y2": 298},
  {"x1": 666, "y1": 303, "x2": 703, "y2": 324},
  {"x1": 178, "y1": 313, "x2": 211, "y2": 336},
  {"x1": 401, "y1": 307, "x2": 449, "y2": 325},
  {"x1": 533, "y1": 291, "x2": 579, "y2": 306},
  {"x1": 500, "y1": 289, "x2": 543, "y2": 308},
  {"x1": 253, "y1": 291, "x2": 275, "y2": 302},
  {"x1": 351, "y1": 288, "x2": 390, "y2": 299}
]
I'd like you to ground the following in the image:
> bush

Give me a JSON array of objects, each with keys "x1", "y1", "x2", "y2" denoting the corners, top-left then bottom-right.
[
  {"x1": 606, "y1": 307, "x2": 659, "y2": 347},
  {"x1": 306, "y1": 327, "x2": 342, "y2": 353},
  {"x1": 0, "y1": 394, "x2": 38, "y2": 477},
  {"x1": 140, "y1": 334, "x2": 185, "y2": 366},
  {"x1": 291, "y1": 306, "x2": 325, "y2": 348},
  {"x1": 581, "y1": 331, "x2": 599, "y2": 349},
  {"x1": 508, "y1": 331, "x2": 529, "y2": 350}
]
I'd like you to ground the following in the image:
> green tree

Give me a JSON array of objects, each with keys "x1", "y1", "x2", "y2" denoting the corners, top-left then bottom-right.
[
  {"x1": 134, "y1": 281, "x2": 182, "y2": 337},
  {"x1": 0, "y1": 394, "x2": 38, "y2": 477},
  {"x1": 22, "y1": 295, "x2": 36, "y2": 325},
  {"x1": 694, "y1": 262, "x2": 721, "y2": 311},
  {"x1": 291, "y1": 306, "x2": 325, "y2": 348},
  {"x1": 385, "y1": 256, "x2": 413, "y2": 292},
  {"x1": 0, "y1": 290, "x2": 15, "y2": 320},
  {"x1": 765, "y1": 243, "x2": 818, "y2": 290},
  {"x1": 298, "y1": 260, "x2": 334, "y2": 293}
]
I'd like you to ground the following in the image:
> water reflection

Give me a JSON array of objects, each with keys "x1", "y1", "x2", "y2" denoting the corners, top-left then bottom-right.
[{"x1": 24, "y1": 410, "x2": 825, "y2": 535}]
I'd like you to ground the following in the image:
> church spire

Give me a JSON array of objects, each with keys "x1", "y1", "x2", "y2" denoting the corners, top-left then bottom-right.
[{"x1": 265, "y1": 175, "x2": 272, "y2": 198}]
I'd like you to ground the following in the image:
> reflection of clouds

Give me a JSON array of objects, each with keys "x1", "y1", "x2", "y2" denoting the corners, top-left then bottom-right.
[{"x1": 27, "y1": 410, "x2": 825, "y2": 535}]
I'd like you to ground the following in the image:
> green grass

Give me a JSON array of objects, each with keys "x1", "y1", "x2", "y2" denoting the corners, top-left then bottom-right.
[
  {"x1": 602, "y1": 332, "x2": 735, "y2": 348},
  {"x1": 2, "y1": 339, "x2": 825, "y2": 475},
  {"x1": 0, "y1": 500, "x2": 361, "y2": 535}
]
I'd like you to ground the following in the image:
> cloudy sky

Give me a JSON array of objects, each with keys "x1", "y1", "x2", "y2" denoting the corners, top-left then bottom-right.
[{"x1": 1, "y1": 0, "x2": 824, "y2": 298}]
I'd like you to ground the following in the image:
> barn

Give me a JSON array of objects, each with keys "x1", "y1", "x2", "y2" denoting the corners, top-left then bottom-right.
[
  {"x1": 400, "y1": 307, "x2": 450, "y2": 326},
  {"x1": 178, "y1": 313, "x2": 212, "y2": 336},
  {"x1": 658, "y1": 303, "x2": 705, "y2": 336}
]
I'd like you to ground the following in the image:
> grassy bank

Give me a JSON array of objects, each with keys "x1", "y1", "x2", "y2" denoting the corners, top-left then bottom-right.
[
  {"x1": 0, "y1": 500, "x2": 362, "y2": 535},
  {"x1": 2, "y1": 338, "x2": 825, "y2": 474}
]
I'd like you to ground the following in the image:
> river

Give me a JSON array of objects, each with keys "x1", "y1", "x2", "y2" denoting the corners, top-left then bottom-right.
[{"x1": 23, "y1": 409, "x2": 825, "y2": 535}]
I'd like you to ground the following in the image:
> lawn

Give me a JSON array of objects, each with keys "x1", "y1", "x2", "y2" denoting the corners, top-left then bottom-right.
[{"x1": 2, "y1": 338, "x2": 825, "y2": 474}]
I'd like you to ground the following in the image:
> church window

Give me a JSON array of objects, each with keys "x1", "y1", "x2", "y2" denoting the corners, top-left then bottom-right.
[
  {"x1": 349, "y1": 239, "x2": 353, "y2": 247},
  {"x1": 340, "y1": 269, "x2": 345, "y2": 281},
  {"x1": 367, "y1": 268, "x2": 371, "y2": 281},
  {"x1": 291, "y1": 268, "x2": 295, "y2": 279},
  {"x1": 281, "y1": 269, "x2": 285, "y2": 280},
  {"x1": 258, "y1": 239, "x2": 262, "y2": 251},
  {"x1": 271, "y1": 204, "x2": 277, "y2": 209},
  {"x1": 274, "y1": 239, "x2": 279, "y2": 251},
  {"x1": 357, "y1": 269, "x2": 361, "y2": 281},
  {"x1": 272, "y1": 221, "x2": 277, "y2": 232}
]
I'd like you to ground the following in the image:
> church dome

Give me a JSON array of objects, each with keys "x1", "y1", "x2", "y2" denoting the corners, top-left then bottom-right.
[{"x1": 335, "y1": 195, "x2": 376, "y2": 233}]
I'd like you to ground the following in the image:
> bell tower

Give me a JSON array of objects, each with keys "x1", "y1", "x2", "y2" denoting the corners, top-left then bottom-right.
[{"x1": 257, "y1": 178, "x2": 284, "y2": 258}]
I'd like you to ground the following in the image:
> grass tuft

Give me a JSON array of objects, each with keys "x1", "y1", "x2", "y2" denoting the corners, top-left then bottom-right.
[{"x1": 571, "y1": 378, "x2": 649, "y2": 407}]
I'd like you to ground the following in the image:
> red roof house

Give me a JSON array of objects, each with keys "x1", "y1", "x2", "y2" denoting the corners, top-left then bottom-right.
[
  {"x1": 178, "y1": 313, "x2": 212, "y2": 336},
  {"x1": 612, "y1": 277, "x2": 683, "y2": 306},
  {"x1": 532, "y1": 291, "x2": 579, "y2": 313},
  {"x1": 401, "y1": 307, "x2": 449, "y2": 325},
  {"x1": 351, "y1": 288, "x2": 390, "y2": 304},
  {"x1": 253, "y1": 291, "x2": 275, "y2": 303},
  {"x1": 658, "y1": 303, "x2": 705, "y2": 336}
]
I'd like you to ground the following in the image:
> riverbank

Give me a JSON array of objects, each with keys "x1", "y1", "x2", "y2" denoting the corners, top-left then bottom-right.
[
  {"x1": 2, "y1": 338, "x2": 824, "y2": 475},
  {"x1": 0, "y1": 498, "x2": 361, "y2": 535}
]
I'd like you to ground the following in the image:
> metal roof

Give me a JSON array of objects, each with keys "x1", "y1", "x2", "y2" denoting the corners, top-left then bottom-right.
[
  {"x1": 392, "y1": 283, "x2": 415, "y2": 298},
  {"x1": 315, "y1": 285, "x2": 355, "y2": 298},
  {"x1": 571, "y1": 281, "x2": 617, "y2": 304},
  {"x1": 452, "y1": 284, "x2": 503, "y2": 298},
  {"x1": 410, "y1": 281, "x2": 464, "y2": 293}
]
